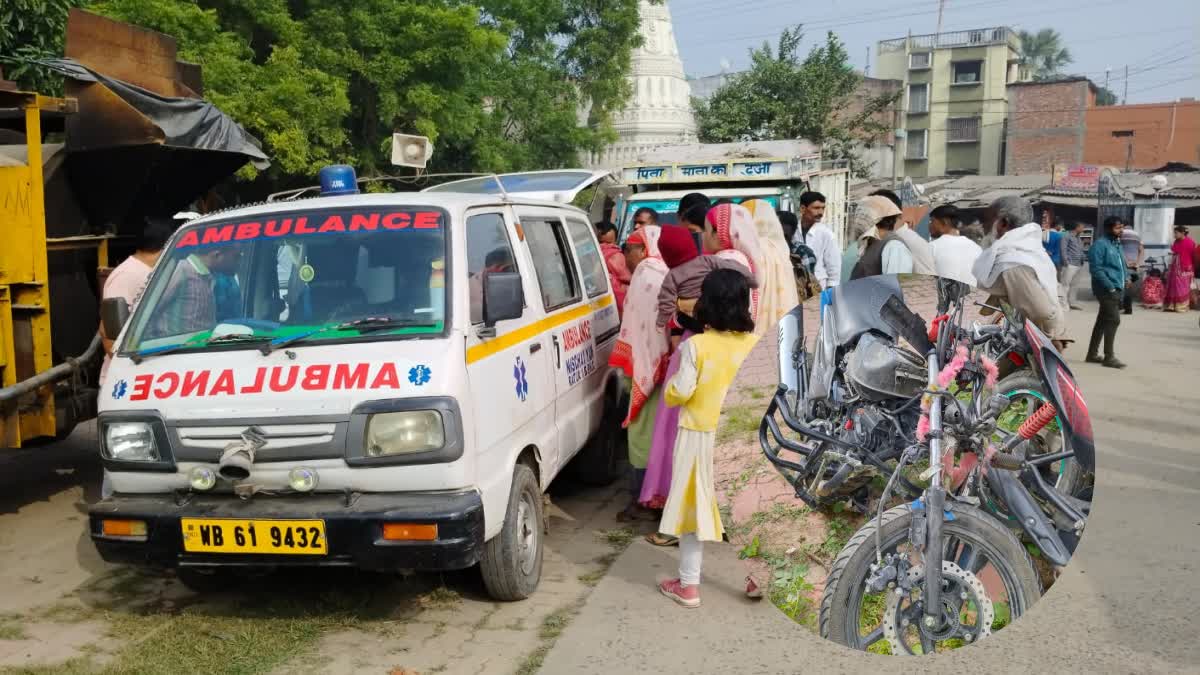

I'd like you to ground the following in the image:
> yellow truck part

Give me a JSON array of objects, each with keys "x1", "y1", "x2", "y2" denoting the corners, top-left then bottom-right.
[{"x1": 1, "y1": 91, "x2": 81, "y2": 446}]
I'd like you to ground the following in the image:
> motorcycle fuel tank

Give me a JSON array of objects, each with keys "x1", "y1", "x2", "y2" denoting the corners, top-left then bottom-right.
[{"x1": 845, "y1": 333, "x2": 927, "y2": 401}]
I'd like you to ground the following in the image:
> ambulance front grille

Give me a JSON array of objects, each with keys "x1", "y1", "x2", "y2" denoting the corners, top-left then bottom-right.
[{"x1": 171, "y1": 422, "x2": 347, "y2": 462}]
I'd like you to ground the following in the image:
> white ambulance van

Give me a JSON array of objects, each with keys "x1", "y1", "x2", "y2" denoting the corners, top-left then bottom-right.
[{"x1": 90, "y1": 166, "x2": 625, "y2": 600}]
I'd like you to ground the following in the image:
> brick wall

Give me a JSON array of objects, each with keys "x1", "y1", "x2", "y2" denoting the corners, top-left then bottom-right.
[
  {"x1": 1084, "y1": 100, "x2": 1200, "y2": 169},
  {"x1": 1005, "y1": 79, "x2": 1090, "y2": 174}
]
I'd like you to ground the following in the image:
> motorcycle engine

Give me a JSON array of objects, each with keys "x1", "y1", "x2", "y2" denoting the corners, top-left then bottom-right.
[
  {"x1": 842, "y1": 406, "x2": 890, "y2": 454},
  {"x1": 845, "y1": 333, "x2": 927, "y2": 402}
]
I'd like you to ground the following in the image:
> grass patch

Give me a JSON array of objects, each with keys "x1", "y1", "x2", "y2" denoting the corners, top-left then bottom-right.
[
  {"x1": 738, "y1": 536, "x2": 762, "y2": 560},
  {"x1": 0, "y1": 618, "x2": 27, "y2": 640},
  {"x1": 417, "y1": 586, "x2": 462, "y2": 610},
  {"x1": 717, "y1": 404, "x2": 760, "y2": 445},
  {"x1": 767, "y1": 560, "x2": 816, "y2": 628},
  {"x1": 596, "y1": 527, "x2": 635, "y2": 549},
  {"x1": 992, "y1": 601, "x2": 1011, "y2": 630},
  {"x1": 748, "y1": 502, "x2": 809, "y2": 527},
  {"x1": 860, "y1": 592, "x2": 892, "y2": 655},
  {"x1": 515, "y1": 599, "x2": 585, "y2": 675},
  {"x1": 577, "y1": 570, "x2": 606, "y2": 587},
  {"x1": 724, "y1": 463, "x2": 758, "y2": 500},
  {"x1": 820, "y1": 516, "x2": 857, "y2": 560},
  {"x1": 100, "y1": 604, "x2": 354, "y2": 675}
]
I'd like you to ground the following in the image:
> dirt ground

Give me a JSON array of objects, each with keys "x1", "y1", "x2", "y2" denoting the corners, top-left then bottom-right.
[{"x1": 0, "y1": 423, "x2": 640, "y2": 675}]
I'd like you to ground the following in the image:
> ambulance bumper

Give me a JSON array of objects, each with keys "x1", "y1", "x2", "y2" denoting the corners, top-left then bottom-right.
[{"x1": 88, "y1": 490, "x2": 485, "y2": 572}]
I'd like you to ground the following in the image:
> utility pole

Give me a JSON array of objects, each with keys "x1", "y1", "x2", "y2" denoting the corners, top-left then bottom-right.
[
  {"x1": 935, "y1": 0, "x2": 946, "y2": 39},
  {"x1": 865, "y1": 46, "x2": 870, "y2": 76},
  {"x1": 1123, "y1": 65, "x2": 1129, "y2": 104}
]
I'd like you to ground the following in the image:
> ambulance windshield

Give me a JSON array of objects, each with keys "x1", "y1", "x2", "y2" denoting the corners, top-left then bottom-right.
[{"x1": 122, "y1": 206, "x2": 449, "y2": 354}]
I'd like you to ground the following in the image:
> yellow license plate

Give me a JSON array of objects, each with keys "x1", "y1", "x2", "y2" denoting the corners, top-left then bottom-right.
[{"x1": 180, "y1": 518, "x2": 327, "y2": 555}]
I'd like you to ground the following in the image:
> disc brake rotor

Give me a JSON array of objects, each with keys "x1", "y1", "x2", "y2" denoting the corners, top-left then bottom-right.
[{"x1": 881, "y1": 560, "x2": 994, "y2": 654}]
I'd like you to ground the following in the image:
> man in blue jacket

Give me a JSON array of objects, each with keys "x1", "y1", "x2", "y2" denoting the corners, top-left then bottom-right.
[{"x1": 1086, "y1": 216, "x2": 1130, "y2": 369}]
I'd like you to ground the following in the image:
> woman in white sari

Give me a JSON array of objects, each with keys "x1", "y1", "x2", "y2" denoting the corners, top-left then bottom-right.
[{"x1": 741, "y1": 199, "x2": 800, "y2": 333}]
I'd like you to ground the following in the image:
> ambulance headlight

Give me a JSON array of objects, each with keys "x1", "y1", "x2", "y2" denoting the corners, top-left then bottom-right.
[
  {"x1": 365, "y1": 411, "x2": 445, "y2": 457},
  {"x1": 103, "y1": 422, "x2": 160, "y2": 462}
]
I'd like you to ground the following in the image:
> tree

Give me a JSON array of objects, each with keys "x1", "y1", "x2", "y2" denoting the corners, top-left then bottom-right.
[
  {"x1": 0, "y1": 0, "x2": 89, "y2": 93},
  {"x1": 1018, "y1": 28, "x2": 1073, "y2": 81},
  {"x1": 1095, "y1": 85, "x2": 1118, "y2": 106},
  {"x1": 693, "y1": 28, "x2": 898, "y2": 177},
  {"x1": 4, "y1": 0, "x2": 649, "y2": 193}
]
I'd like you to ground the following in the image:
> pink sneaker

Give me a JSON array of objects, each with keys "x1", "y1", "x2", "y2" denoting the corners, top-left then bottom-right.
[{"x1": 659, "y1": 578, "x2": 701, "y2": 608}]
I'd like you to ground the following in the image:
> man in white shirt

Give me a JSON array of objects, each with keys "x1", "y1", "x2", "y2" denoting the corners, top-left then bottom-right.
[
  {"x1": 971, "y1": 195, "x2": 1066, "y2": 347},
  {"x1": 791, "y1": 191, "x2": 841, "y2": 288},
  {"x1": 928, "y1": 204, "x2": 982, "y2": 286}
]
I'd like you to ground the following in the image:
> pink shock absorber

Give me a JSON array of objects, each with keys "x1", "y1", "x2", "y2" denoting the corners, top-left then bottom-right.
[{"x1": 1018, "y1": 402, "x2": 1058, "y2": 440}]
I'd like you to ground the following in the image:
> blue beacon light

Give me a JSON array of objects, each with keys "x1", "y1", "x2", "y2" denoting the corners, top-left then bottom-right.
[{"x1": 318, "y1": 165, "x2": 360, "y2": 196}]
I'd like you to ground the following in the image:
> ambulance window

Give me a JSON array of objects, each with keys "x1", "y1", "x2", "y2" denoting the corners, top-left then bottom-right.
[
  {"x1": 467, "y1": 212, "x2": 518, "y2": 325},
  {"x1": 523, "y1": 217, "x2": 581, "y2": 311},
  {"x1": 564, "y1": 216, "x2": 608, "y2": 299}
]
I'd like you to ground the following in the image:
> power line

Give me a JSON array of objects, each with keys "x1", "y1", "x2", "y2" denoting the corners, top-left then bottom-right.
[{"x1": 1128, "y1": 75, "x2": 1200, "y2": 96}]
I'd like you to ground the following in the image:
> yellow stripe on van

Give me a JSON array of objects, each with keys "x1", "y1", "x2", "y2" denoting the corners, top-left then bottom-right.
[{"x1": 466, "y1": 295, "x2": 614, "y2": 365}]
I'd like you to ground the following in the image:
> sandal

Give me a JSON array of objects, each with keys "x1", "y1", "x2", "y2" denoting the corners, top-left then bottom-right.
[{"x1": 644, "y1": 532, "x2": 679, "y2": 547}]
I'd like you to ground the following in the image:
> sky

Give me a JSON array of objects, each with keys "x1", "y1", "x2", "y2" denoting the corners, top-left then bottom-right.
[{"x1": 670, "y1": 0, "x2": 1199, "y2": 105}]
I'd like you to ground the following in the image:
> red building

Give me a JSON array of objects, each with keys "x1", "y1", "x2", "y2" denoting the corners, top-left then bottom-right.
[{"x1": 1005, "y1": 78, "x2": 1200, "y2": 174}]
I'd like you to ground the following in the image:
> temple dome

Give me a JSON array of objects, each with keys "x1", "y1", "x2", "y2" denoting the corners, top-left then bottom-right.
[{"x1": 587, "y1": 1, "x2": 697, "y2": 170}]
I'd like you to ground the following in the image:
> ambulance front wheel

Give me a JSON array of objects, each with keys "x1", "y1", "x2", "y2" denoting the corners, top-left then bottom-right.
[
  {"x1": 570, "y1": 387, "x2": 627, "y2": 487},
  {"x1": 480, "y1": 463, "x2": 544, "y2": 601}
]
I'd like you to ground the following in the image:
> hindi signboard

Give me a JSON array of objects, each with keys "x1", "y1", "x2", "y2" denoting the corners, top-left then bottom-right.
[{"x1": 1051, "y1": 164, "x2": 1103, "y2": 191}]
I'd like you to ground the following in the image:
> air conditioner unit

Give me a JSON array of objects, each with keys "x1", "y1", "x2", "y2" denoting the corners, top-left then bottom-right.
[{"x1": 391, "y1": 133, "x2": 434, "y2": 169}]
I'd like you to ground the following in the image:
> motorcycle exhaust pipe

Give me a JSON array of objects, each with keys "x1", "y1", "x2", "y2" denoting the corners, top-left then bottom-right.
[
  {"x1": 777, "y1": 306, "x2": 803, "y2": 394},
  {"x1": 218, "y1": 426, "x2": 268, "y2": 481},
  {"x1": 815, "y1": 462, "x2": 854, "y2": 498}
]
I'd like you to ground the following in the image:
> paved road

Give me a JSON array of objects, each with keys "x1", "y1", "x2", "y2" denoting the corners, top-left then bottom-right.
[{"x1": 541, "y1": 298, "x2": 1200, "y2": 673}]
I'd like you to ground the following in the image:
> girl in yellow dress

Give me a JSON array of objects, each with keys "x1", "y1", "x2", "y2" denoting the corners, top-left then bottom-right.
[{"x1": 657, "y1": 268, "x2": 760, "y2": 608}]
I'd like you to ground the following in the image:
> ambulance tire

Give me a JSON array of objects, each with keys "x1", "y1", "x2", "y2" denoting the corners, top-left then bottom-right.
[
  {"x1": 571, "y1": 390, "x2": 626, "y2": 487},
  {"x1": 480, "y1": 463, "x2": 544, "y2": 601}
]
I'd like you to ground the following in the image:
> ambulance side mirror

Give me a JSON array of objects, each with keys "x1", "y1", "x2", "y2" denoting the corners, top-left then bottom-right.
[
  {"x1": 101, "y1": 297, "x2": 131, "y2": 339},
  {"x1": 482, "y1": 272, "x2": 523, "y2": 328}
]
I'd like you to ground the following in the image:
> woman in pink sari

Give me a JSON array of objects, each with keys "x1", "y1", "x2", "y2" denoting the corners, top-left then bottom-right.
[{"x1": 1165, "y1": 226, "x2": 1196, "y2": 312}]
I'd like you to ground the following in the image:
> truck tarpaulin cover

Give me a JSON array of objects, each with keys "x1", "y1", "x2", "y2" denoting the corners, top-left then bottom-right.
[{"x1": 37, "y1": 58, "x2": 270, "y2": 232}]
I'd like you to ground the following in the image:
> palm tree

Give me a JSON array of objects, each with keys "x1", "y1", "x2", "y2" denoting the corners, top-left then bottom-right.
[{"x1": 1017, "y1": 28, "x2": 1073, "y2": 81}]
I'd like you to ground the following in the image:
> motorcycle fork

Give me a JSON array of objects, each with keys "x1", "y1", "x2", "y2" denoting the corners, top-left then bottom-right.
[{"x1": 922, "y1": 353, "x2": 946, "y2": 630}]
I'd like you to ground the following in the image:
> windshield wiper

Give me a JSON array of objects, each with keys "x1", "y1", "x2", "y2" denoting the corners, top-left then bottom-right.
[
  {"x1": 260, "y1": 317, "x2": 437, "y2": 355},
  {"x1": 131, "y1": 332, "x2": 273, "y2": 364}
]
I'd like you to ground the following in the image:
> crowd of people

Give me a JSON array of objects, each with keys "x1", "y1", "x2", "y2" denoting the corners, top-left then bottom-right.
[
  {"x1": 602, "y1": 194, "x2": 801, "y2": 607},
  {"x1": 596, "y1": 189, "x2": 1176, "y2": 607}
]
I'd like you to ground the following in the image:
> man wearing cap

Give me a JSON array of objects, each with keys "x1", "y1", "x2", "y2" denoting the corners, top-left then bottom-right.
[{"x1": 849, "y1": 195, "x2": 935, "y2": 279}]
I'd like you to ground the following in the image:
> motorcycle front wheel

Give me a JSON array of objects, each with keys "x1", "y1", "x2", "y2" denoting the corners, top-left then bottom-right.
[{"x1": 819, "y1": 502, "x2": 1041, "y2": 654}]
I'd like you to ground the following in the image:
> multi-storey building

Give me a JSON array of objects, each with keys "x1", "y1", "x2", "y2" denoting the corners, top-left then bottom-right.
[{"x1": 876, "y1": 27, "x2": 1025, "y2": 177}]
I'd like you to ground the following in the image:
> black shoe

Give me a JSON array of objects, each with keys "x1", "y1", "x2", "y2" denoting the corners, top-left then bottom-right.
[
  {"x1": 1122, "y1": 310, "x2": 1133, "y2": 315},
  {"x1": 1102, "y1": 357, "x2": 1127, "y2": 369},
  {"x1": 1085, "y1": 354, "x2": 1103, "y2": 364}
]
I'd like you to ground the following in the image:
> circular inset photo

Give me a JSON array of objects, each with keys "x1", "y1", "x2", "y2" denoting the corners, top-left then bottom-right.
[{"x1": 718, "y1": 273, "x2": 1095, "y2": 655}]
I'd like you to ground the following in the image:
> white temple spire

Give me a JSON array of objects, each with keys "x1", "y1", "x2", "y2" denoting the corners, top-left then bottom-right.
[{"x1": 589, "y1": 0, "x2": 697, "y2": 170}]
